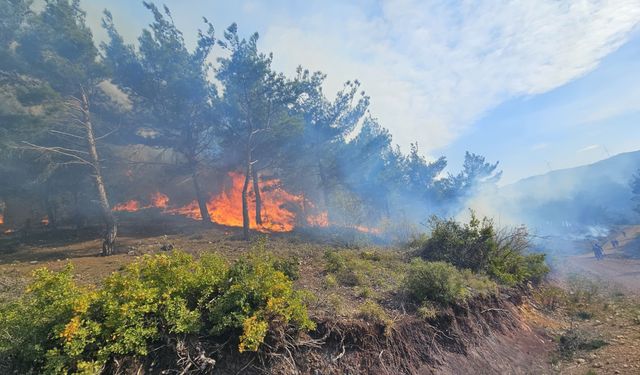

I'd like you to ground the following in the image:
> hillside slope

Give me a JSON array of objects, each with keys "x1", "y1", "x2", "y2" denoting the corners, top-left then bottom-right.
[{"x1": 494, "y1": 150, "x2": 640, "y2": 233}]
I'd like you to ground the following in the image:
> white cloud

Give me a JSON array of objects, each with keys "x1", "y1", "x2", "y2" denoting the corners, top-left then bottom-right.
[
  {"x1": 77, "y1": 0, "x2": 640, "y2": 156},
  {"x1": 530, "y1": 143, "x2": 549, "y2": 151},
  {"x1": 260, "y1": 0, "x2": 640, "y2": 153},
  {"x1": 578, "y1": 144, "x2": 601, "y2": 153}
]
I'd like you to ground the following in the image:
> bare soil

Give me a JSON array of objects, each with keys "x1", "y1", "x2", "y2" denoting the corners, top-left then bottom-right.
[{"x1": 550, "y1": 226, "x2": 640, "y2": 375}]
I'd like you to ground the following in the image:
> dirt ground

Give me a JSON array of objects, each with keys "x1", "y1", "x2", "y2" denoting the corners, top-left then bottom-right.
[{"x1": 551, "y1": 226, "x2": 640, "y2": 375}]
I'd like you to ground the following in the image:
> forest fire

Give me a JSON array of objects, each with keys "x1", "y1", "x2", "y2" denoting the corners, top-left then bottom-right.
[
  {"x1": 150, "y1": 192, "x2": 169, "y2": 209},
  {"x1": 0, "y1": 213, "x2": 4, "y2": 226},
  {"x1": 112, "y1": 200, "x2": 141, "y2": 212},
  {"x1": 306, "y1": 211, "x2": 329, "y2": 227},
  {"x1": 41, "y1": 216, "x2": 49, "y2": 226},
  {"x1": 111, "y1": 172, "x2": 379, "y2": 234},
  {"x1": 112, "y1": 192, "x2": 170, "y2": 212},
  {"x1": 168, "y1": 172, "x2": 302, "y2": 232}
]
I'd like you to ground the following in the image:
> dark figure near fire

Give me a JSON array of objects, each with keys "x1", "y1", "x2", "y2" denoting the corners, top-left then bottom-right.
[{"x1": 592, "y1": 242, "x2": 605, "y2": 260}]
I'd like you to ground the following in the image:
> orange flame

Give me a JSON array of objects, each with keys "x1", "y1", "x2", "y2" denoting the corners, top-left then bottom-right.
[
  {"x1": 41, "y1": 216, "x2": 49, "y2": 226},
  {"x1": 111, "y1": 173, "x2": 382, "y2": 234},
  {"x1": 113, "y1": 200, "x2": 141, "y2": 212},
  {"x1": 113, "y1": 192, "x2": 170, "y2": 212},
  {"x1": 353, "y1": 225, "x2": 382, "y2": 234},
  {"x1": 306, "y1": 211, "x2": 329, "y2": 227},
  {"x1": 0, "y1": 213, "x2": 4, "y2": 226},
  {"x1": 150, "y1": 192, "x2": 169, "y2": 209},
  {"x1": 170, "y1": 172, "x2": 302, "y2": 232}
]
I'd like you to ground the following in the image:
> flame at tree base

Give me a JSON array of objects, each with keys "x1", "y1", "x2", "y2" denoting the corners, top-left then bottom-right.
[
  {"x1": 168, "y1": 172, "x2": 301, "y2": 232},
  {"x1": 112, "y1": 171, "x2": 381, "y2": 234}
]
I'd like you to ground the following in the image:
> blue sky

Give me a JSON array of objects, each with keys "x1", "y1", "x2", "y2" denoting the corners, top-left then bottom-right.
[{"x1": 79, "y1": 0, "x2": 640, "y2": 184}]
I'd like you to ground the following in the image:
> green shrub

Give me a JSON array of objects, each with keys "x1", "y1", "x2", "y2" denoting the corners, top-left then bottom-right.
[
  {"x1": 420, "y1": 214, "x2": 549, "y2": 286},
  {"x1": 323, "y1": 249, "x2": 406, "y2": 292},
  {"x1": 416, "y1": 301, "x2": 438, "y2": 320},
  {"x1": 421, "y1": 214, "x2": 496, "y2": 271},
  {"x1": 0, "y1": 250, "x2": 314, "y2": 373},
  {"x1": 461, "y1": 269, "x2": 497, "y2": 297},
  {"x1": 203, "y1": 251, "x2": 315, "y2": 352},
  {"x1": 488, "y1": 251, "x2": 550, "y2": 286},
  {"x1": 356, "y1": 300, "x2": 389, "y2": 323},
  {"x1": 0, "y1": 264, "x2": 88, "y2": 373},
  {"x1": 273, "y1": 255, "x2": 301, "y2": 281},
  {"x1": 405, "y1": 259, "x2": 469, "y2": 304}
]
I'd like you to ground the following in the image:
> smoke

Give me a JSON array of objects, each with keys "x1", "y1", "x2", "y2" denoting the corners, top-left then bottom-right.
[{"x1": 456, "y1": 150, "x2": 640, "y2": 262}]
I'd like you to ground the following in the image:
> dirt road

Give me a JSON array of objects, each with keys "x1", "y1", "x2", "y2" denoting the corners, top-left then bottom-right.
[{"x1": 568, "y1": 255, "x2": 640, "y2": 294}]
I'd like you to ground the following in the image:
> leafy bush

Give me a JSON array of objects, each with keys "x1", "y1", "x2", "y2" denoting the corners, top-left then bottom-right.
[
  {"x1": 0, "y1": 250, "x2": 314, "y2": 373},
  {"x1": 323, "y1": 249, "x2": 406, "y2": 292},
  {"x1": 405, "y1": 259, "x2": 469, "y2": 304},
  {"x1": 356, "y1": 300, "x2": 390, "y2": 324},
  {"x1": 421, "y1": 214, "x2": 496, "y2": 271},
  {"x1": 461, "y1": 269, "x2": 497, "y2": 297},
  {"x1": 420, "y1": 214, "x2": 549, "y2": 286},
  {"x1": 203, "y1": 251, "x2": 315, "y2": 352},
  {"x1": 0, "y1": 265, "x2": 87, "y2": 373},
  {"x1": 416, "y1": 302, "x2": 438, "y2": 320},
  {"x1": 273, "y1": 255, "x2": 301, "y2": 281}
]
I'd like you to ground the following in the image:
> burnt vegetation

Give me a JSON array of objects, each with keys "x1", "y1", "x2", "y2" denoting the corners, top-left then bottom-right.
[{"x1": 0, "y1": 1, "x2": 555, "y2": 374}]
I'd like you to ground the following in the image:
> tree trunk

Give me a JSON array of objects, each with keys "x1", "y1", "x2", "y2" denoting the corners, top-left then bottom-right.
[
  {"x1": 252, "y1": 167, "x2": 262, "y2": 226},
  {"x1": 191, "y1": 166, "x2": 212, "y2": 224},
  {"x1": 44, "y1": 196, "x2": 56, "y2": 229},
  {"x1": 43, "y1": 183, "x2": 57, "y2": 229},
  {"x1": 318, "y1": 162, "x2": 331, "y2": 220},
  {"x1": 81, "y1": 90, "x2": 117, "y2": 256},
  {"x1": 242, "y1": 163, "x2": 251, "y2": 240}
]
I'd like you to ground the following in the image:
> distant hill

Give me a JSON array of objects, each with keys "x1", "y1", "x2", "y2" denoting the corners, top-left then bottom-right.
[{"x1": 492, "y1": 151, "x2": 640, "y2": 234}]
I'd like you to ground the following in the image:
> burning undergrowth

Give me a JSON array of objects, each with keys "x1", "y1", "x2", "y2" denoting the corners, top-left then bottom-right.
[{"x1": 109, "y1": 171, "x2": 377, "y2": 236}]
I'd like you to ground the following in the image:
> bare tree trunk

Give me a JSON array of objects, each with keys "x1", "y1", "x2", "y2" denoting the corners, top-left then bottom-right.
[
  {"x1": 242, "y1": 163, "x2": 251, "y2": 240},
  {"x1": 318, "y1": 162, "x2": 331, "y2": 220},
  {"x1": 44, "y1": 196, "x2": 56, "y2": 229},
  {"x1": 43, "y1": 182, "x2": 57, "y2": 229},
  {"x1": 81, "y1": 90, "x2": 117, "y2": 256},
  {"x1": 252, "y1": 167, "x2": 262, "y2": 226},
  {"x1": 191, "y1": 166, "x2": 212, "y2": 225}
]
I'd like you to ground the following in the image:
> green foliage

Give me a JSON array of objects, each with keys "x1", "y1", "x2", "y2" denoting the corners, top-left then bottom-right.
[
  {"x1": 273, "y1": 255, "x2": 301, "y2": 281},
  {"x1": 421, "y1": 214, "x2": 497, "y2": 271},
  {"x1": 356, "y1": 300, "x2": 391, "y2": 326},
  {"x1": 203, "y1": 251, "x2": 315, "y2": 352},
  {"x1": 488, "y1": 251, "x2": 550, "y2": 286},
  {"x1": 460, "y1": 269, "x2": 497, "y2": 297},
  {"x1": 0, "y1": 264, "x2": 86, "y2": 373},
  {"x1": 0, "y1": 251, "x2": 314, "y2": 373},
  {"x1": 323, "y1": 249, "x2": 406, "y2": 292},
  {"x1": 420, "y1": 214, "x2": 549, "y2": 286},
  {"x1": 405, "y1": 259, "x2": 469, "y2": 304},
  {"x1": 416, "y1": 302, "x2": 438, "y2": 320}
]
